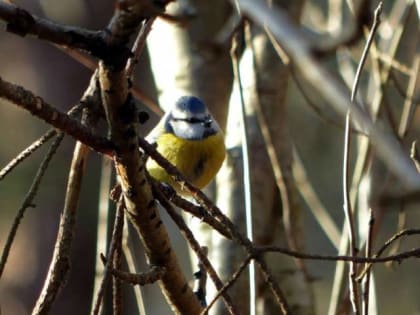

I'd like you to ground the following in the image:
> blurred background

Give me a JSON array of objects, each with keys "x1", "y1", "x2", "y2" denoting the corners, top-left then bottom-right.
[{"x1": 0, "y1": 0, "x2": 419, "y2": 314}]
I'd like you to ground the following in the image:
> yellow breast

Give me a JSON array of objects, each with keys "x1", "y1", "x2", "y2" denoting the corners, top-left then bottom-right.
[{"x1": 146, "y1": 132, "x2": 225, "y2": 192}]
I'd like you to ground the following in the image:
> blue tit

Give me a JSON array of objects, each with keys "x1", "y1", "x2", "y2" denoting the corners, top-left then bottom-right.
[{"x1": 146, "y1": 96, "x2": 225, "y2": 192}]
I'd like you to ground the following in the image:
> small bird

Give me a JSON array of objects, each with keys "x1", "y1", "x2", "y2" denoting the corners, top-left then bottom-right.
[{"x1": 146, "y1": 96, "x2": 226, "y2": 192}]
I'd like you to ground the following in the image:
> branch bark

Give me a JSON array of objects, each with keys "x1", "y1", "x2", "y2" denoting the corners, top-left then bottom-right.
[
  {"x1": 97, "y1": 2, "x2": 203, "y2": 312},
  {"x1": 0, "y1": 76, "x2": 113, "y2": 155},
  {"x1": 99, "y1": 61, "x2": 203, "y2": 314}
]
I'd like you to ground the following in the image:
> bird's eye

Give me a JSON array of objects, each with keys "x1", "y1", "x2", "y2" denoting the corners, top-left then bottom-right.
[
  {"x1": 203, "y1": 117, "x2": 212, "y2": 128},
  {"x1": 187, "y1": 117, "x2": 203, "y2": 123},
  {"x1": 172, "y1": 117, "x2": 203, "y2": 124},
  {"x1": 172, "y1": 115, "x2": 212, "y2": 127}
]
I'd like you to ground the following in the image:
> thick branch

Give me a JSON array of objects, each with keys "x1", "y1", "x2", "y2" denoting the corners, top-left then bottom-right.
[
  {"x1": 0, "y1": 2, "x2": 172, "y2": 67},
  {"x1": 98, "y1": 0, "x2": 203, "y2": 311},
  {"x1": 99, "y1": 62, "x2": 202, "y2": 313},
  {"x1": 0, "y1": 2, "x2": 107, "y2": 56}
]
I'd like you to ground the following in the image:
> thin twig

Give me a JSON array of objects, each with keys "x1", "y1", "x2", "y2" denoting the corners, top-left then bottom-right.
[
  {"x1": 32, "y1": 140, "x2": 90, "y2": 315},
  {"x1": 139, "y1": 137, "x2": 291, "y2": 314},
  {"x1": 384, "y1": 204, "x2": 407, "y2": 268},
  {"x1": 113, "y1": 209, "x2": 124, "y2": 315},
  {"x1": 0, "y1": 103, "x2": 84, "y2": 181},
  {"x1": 362, "y1": 209, "x2": 375, "y2": 315},
  {"x1": 109, "y1": 265, "x2": 165, "y2": 285},
  {"x1": 121, "y1": 220, "x2": 147, "y2": 315},
  {"x1": 257, "y1": 245, "x2": 420, "y2": 263},
  {"x1": 126, "y1": 18, "x2": 157, "y2": 77},
  {"x1": 193, "y1": 247, "x2": 208, "y2": 307},
  {"x1": 0, "y1": 133, "x2": 64, "y2": 279},
  {"x1": 200, "y1": 256, "x2": 252, "y2": 315},
  {"x1": 92, "y1": 201, "x2": 125, "y2": 315},
  {"x1": 32, "y1": 74, "x2": 101, "y2": 314},
  {"x1": 57, "y1": 45, "x2": 163, "y2": 116},
  {"x1": 231, "y1": 29, "x2": 256, "y2": 315},
  {"x1": 343, "y1": 111, "x2": 360, "y2": 313},
  {"x1": 343, "y1": 3, "x2": 383, "y2": 313},
  {"x1": 357, "y1": 228, "x2": 420, "y2": 280},
  {"x1": 90, "y1": 157, "x2": 113, "y2": 313},
  {"x1": 156, "y1": 182, "x2": 231, "y2": 239},
  {"x1": 202, "y1": 236, "x2": 420, "y2": 315},
  {"x1": 329, "y1": 3, "x2": 413, "y2": 314},
  {"x1": 153, "y1": 184, "x2": 239, "y2": 315}
]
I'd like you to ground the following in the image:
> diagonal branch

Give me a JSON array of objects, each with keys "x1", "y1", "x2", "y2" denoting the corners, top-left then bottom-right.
[
  {"x1": 156, "y1": 182, "x2": 231, "y2": 239},
  {"x1": 154, "y1": 184, "x2": 238, "y2": 314},
  {"x1": 138, "y1": 137, "x2": 291, "y2": 314},
  {"x1": 0, "y1": 76, "x2": 113, "y2": 155},
  {"x1": 0, "y1": 103, "x2": 84, "y2": 181},
  {"x1": 0, "y1": 133, "x2": 64, "y2": 279}
]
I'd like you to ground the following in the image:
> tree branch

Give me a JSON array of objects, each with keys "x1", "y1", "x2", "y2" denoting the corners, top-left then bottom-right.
[
  {"x1": 0, "y1": 133, "x2": 64, "y2": 279},
  {"x1": 31, "y1": 74, "x2": 101, "y2": 315},
  {"x1": 0, "y1": 2, "x2": 106, "y2": 56},
  {"x1": 98, "y1": 1, "x2": 203, "y2": 313},
  {"x1": 138, "y1": 137, "x2": 291, "y2": 314},
  {"x1": 32, "y1": 136, "x2": 90, "y2": 315},
  {"x1": 0, "y1": 103, "x2": 84, "y2": 181},
  {"x1": 110, "y1": 265, "x2": 166, "y2": 286},
  {"x1": 92, "y1": 201, "x2": 125, "y2": 315},
  {"x1": 154, "y1": 184, "x2": 238, "y2": 314},
  {"x1": 0, "y1": 76, "x2": 113, "y2": 155}
]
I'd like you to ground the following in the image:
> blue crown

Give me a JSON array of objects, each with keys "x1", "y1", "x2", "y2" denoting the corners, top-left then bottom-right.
[{"x1": 175, "y1": 96, "x2": 207, "y2": 114}]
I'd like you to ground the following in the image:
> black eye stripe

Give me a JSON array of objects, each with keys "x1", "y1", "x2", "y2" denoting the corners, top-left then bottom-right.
[{"x1": 172, "y1": 116, "x2": 212, "y2": 124}]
